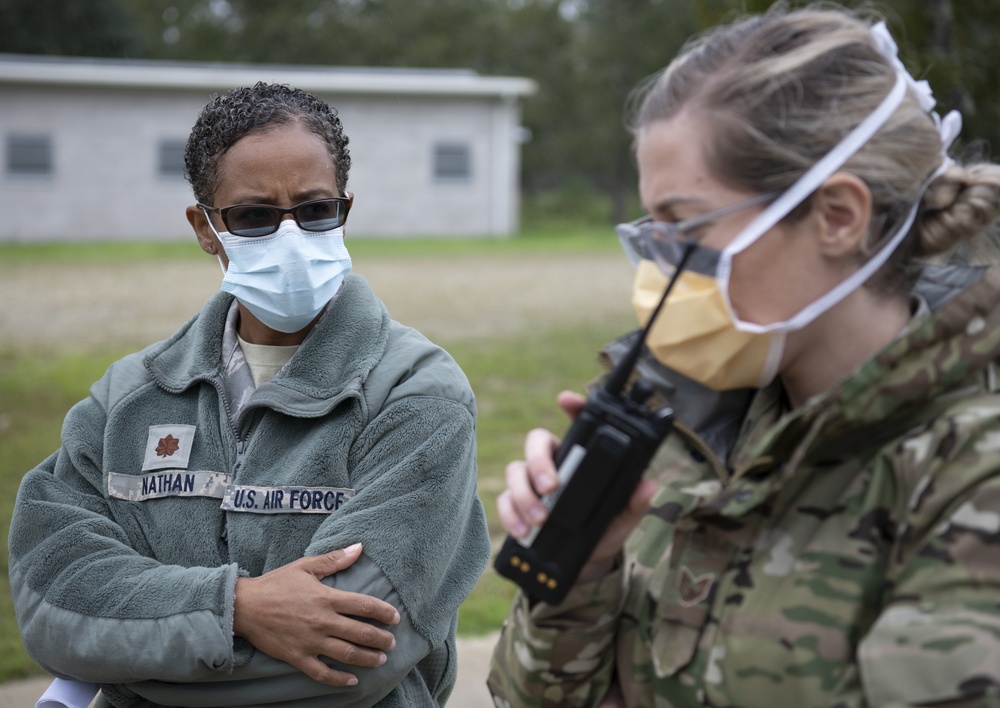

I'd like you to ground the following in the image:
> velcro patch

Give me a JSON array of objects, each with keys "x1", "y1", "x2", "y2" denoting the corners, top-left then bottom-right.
[
  {"x1": 220, "y1": 485, "x2": 355, "y2": 514},
  {"x1": 142, "y1": 425, "x2": 196, "y2": 471},
  {"x1": 109, "y1": 470, "x2": 233, "y2": 501}
]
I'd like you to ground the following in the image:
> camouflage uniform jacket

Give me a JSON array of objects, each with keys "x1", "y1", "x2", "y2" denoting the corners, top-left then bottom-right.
[{"x1": 488, "y1": 266, "x2": 1000, "y2": 707}]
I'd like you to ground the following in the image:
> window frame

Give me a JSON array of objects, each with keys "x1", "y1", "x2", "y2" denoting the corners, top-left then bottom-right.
[
  {"x1": 5, "y1": 134, "x2": 54, "y2": 178},
  {"x1": 157, "y1": 138, "x2": 187, "y2": 180},
  {"x1": 432, "y1": 141, "x2": 472, "y2": 183}
]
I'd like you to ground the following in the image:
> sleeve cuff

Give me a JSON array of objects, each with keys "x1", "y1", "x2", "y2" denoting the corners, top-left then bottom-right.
[
  {"x1": 527, "y1": 563, "x2": 626, "y2": 629},
  {"x1": 495, "y1": 565, "x2": 625, "y2": 691}
]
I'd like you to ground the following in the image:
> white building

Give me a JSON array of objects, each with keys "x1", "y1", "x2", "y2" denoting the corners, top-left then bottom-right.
[{"x1": 0, "y1": 54, "x2": 535, "y2": 241}]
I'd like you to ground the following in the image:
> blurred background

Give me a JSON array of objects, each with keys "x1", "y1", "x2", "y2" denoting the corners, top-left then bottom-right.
[
  {"x1": 1, "y1": 0, "x2": 998, "y2": 687},
  {"x1": 2, "y1": 0, "x2": 997, "y2": 236}
]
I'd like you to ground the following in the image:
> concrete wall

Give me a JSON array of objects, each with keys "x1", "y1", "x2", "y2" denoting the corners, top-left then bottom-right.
[
  {"x1": 0, "y1": 81, "x2": 525, "y2": 241},
  {"x1": 331, "y1": 93, "x2": 522, "y2": 238}
]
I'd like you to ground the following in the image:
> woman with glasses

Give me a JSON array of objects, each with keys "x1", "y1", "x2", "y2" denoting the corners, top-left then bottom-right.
[
  {"x1": 9, "y1": 82, "x2": 489, "y2": 707},
  {"x1": 489, "y1": 6, "x2": 1000, "y2": 707}
]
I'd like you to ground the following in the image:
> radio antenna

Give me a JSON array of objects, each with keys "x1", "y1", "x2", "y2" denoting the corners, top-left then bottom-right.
[{"x1": 603, "y1": 241, "x2": 696, "y2": 397}]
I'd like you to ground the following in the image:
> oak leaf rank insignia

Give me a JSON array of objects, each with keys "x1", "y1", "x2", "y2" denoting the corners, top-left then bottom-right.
[
  {"x1": 141, "y1": 425, "x2": 196, "y2": 471},
  {"x1": 155, "y1": 435, "x2": 181, "y2": 458}
]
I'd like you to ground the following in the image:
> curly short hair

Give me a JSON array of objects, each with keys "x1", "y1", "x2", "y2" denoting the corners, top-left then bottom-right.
[{"x1": 184, "y1": 82, "x2": 351, "y2": 205}]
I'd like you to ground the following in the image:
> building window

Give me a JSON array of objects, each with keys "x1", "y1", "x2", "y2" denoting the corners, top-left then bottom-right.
[
  {"x1": 433, "y1": 142, "x2": 471, "y2": 182},
  {"x1": 158, "y1": 139, "x2": 187, "y2": 179},
  {"x1": 6, "y1": 134, "x2": 53, "y2": 177}
]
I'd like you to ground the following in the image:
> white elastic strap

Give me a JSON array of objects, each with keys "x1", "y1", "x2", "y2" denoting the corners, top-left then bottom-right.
[
  {"x1": 717, "y1": 19, "x2": 966, "y2": 335},
  {"x1": 723, "y1": 75, "x2": 907, "y2": 260},
  {"x1": 776, "y1": 155, "x2": 952, "y2": 332},
  {"x1": 716, "y1": 72, "x2": 909, "y2": 334},
  {"x1": 201, "y1": 206, "x2": 229, "y2": 276}
]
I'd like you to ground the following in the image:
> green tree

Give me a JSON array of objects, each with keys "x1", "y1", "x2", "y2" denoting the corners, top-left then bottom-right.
[
  {"x1": 894, "y1": 0, "x2": 1000, "y2": 157},
  {"x1": 0, "y1": 0, "x2": 144, "y2": 57},
  {"x1": 571, "y1": 0, "x2": 699, "y2": 221},
  {"x1": 694, "y1": 0, "x2": 997, "y2": 156},
  {"x1": 3, "y1": 0, "x2": 997, "y2": 217},
  {"x1": 127, "y1": 0, "x2": 518, "y2": 67}
]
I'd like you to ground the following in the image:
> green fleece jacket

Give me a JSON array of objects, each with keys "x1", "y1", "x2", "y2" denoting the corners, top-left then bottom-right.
[{"x1": 9, "y1": 274, "x2": 490, "y2": 707}]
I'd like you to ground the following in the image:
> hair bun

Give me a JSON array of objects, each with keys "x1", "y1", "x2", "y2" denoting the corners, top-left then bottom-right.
[{"x1": 918, "y1": 164, "x2": 1000, "y2": 256}]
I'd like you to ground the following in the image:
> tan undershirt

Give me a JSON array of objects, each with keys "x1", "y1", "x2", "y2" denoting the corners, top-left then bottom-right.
[{"x1": 237, "y1": 335, "x2": 299, "y2": 388}]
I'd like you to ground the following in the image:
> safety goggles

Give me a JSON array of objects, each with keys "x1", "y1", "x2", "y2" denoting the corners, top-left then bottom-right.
[
  {"x1": 199, "y1": 195, "x2": 353, "y2": 238},
  {"x1": 615, "y1": 192, "x2": 777, "y2": 275}
]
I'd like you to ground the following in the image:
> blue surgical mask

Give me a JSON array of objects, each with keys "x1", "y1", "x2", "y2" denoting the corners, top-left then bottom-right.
[{"x1": 209, "y1": 218, "x2": 352, "y2": 333}]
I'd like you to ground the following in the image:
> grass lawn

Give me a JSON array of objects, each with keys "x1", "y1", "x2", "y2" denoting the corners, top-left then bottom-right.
[
  {"x1": 0, "y1": 349, "x2": 136, "y2": 680},
  {"x1": 0, "y1": 231, "x2": 632, "y2": 681}
]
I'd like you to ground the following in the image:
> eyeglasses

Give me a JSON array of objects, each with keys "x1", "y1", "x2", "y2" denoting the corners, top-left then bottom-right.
[
  {"x1": 616, "y1": 192, "x2": 778, "y2": 269},
  {"x1": 199, "y1": 196, "x2": 353, "y2": 238}
]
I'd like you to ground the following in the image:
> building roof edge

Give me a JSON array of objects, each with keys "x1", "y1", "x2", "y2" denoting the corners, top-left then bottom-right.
[{"x1": 0, "y1": 54, "x2": 537, "y2": 97}]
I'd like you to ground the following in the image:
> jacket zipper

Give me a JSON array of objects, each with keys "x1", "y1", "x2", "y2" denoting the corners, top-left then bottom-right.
[{"x1": 200, "y1": 375, "x2": 250, "y2": 549}]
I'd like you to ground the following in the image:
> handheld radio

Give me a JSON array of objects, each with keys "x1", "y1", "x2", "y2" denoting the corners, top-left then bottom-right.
[{"x1": 493, "y1": 244, "x2": 694, "y2": 604}]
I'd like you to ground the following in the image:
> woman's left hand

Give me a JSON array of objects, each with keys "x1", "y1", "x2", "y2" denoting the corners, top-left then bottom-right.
[
  {"x1": 497, "y1": 391, "x2": 658, "y2": 585},
  {"x1": 232, "y1": 543, "x2": 400, "y2": 687}
]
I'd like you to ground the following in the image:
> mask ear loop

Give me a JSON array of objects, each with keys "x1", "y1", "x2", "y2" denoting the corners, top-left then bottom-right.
[
  {"x1": 715, "y1": 21, "x2": 962, "y2": 335},
  {"x1": 200, "y1": 205, "x2": 229, "y2": 276},
  {"x1": 716, "y1": 72, "x2": 907, "y2": 334}
]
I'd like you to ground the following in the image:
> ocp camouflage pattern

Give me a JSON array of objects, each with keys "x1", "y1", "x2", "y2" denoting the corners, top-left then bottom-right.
[{"x1": 488, "y1": 268, "x2": 1000, "y2": 707}]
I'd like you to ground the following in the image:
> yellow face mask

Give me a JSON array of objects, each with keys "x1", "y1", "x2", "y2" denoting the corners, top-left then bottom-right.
[{"x1": 631, "y1": 259, "x2": 785, "y2": 390}]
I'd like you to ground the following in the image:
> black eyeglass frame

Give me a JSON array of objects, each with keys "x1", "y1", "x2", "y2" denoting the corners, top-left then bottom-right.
[{"x1": 199, "y1": 194, "x2": 354, "y2": 238}]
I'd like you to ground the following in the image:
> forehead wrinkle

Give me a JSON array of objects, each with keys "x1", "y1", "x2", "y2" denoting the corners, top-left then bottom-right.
[
  {"x1": 654, "y1": 195, "x2": 710, "y2": 208},
  {"x1": 224, "y1": 187, "x2": 336, "y2": 206},
  {"x1": 225, "y1": 193, "x2": 272, "y2": 205}
]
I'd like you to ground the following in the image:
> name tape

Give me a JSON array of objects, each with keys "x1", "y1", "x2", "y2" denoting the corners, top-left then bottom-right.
[
  {"x1": 109, "y1": 470, "x2": 233, "y2": 501},
  {"x1": 109, "y1": 472, "x2": 355, "y2": 515}
]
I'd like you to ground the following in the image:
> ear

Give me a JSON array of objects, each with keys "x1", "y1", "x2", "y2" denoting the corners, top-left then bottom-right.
[
  {"x1": 186, "y1": 205, "x2": 225, "y2": 262},
  {"x1": 812, "y1": 172, "x2": 872, "y2": 259}
]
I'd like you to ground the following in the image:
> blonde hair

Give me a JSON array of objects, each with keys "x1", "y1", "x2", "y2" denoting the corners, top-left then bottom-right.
[{"x1": 631, "y1": 6, "x2": 1000, "y2": 291}]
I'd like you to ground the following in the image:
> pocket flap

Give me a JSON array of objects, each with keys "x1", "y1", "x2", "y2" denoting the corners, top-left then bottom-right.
[{"x1": 859, "y1": 604, "x2": 1000, "y2": 705}]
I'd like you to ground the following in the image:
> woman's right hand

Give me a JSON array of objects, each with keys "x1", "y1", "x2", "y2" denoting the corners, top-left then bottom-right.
[{"x1": 496, "y1": 391, "x2": 658, "y2": 586}]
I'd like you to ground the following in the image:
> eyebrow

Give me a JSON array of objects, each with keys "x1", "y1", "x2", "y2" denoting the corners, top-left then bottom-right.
[
  {"x1": 227, "y1": 189, "x2": 336, "y2": 205},
  {"x1": 649, "y1": 196, "x2": 710, "y2": 219}
]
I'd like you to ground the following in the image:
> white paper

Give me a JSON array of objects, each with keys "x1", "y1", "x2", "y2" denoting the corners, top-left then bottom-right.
[{"x1": 36, "y1": 678, "x2": 99, "y2": 708}]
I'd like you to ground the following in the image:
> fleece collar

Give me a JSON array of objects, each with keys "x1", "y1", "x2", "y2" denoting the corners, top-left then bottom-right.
[{"x1": 143, "y1": 274, "x2": 390, "y2": 418}]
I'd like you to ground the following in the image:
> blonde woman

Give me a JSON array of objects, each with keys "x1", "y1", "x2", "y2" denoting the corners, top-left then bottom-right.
[{"x1": 490, "y1": 6, "x2": 1000, "y2": 706}]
